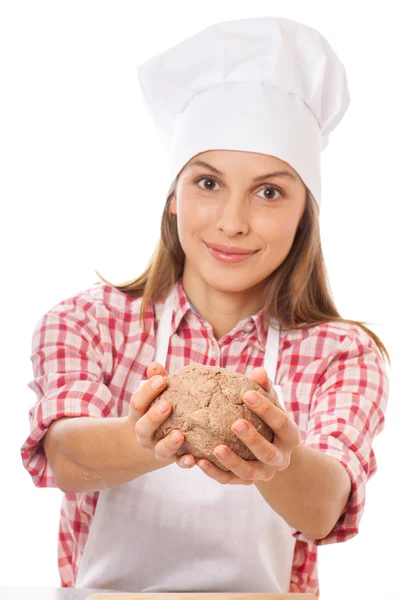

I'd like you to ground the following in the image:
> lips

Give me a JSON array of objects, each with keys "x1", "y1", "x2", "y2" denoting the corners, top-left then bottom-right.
[{"x1": 205, "y1": 242, "x2": 257, "y2": 255}]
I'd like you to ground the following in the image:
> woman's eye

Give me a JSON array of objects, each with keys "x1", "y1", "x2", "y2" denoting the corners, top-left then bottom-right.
[
  {"x1": 197, "y1": 177, "x2": 221, "y2": 191},
  {"x1": 256, "y1": 186, "x2": 283, "y2": 201}
]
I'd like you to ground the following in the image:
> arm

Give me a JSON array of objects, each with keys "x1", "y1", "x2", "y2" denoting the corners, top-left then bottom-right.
[
  {"x1": 256, "y1": 327, "x2": 389, "y2": 542},
  {"x1": 255, "y1": 443, "x2": 351, "y2": 539},
  {"x1": 43, "y1": 415, "x2": 172, "y2": 493},
  {"x1": 21, "y1": 292, "x2": 124, "y2": 489},
  {"x1": 21, "y1": 291, "x2": 176, "y2": 491},
  {"x1": 43, "y1": 366, "x2": 195, "y2": 493},
  {"x1": 295, "y1": 328, "x2": 389, "y2": 545}
]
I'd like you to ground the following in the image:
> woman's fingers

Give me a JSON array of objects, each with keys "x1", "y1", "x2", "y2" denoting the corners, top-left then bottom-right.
[
  {"x1": 134, "y1": 396, "x2": 172, "y2": 443},
  {"x1": 152, "y1": 430, "x2": 186, "y2": 460},
  {"x1": 147, "y1": 361, "x2": 168, "y2": 378},
  {"x1": 243, "y1": 391, "x2": 300, "y2": 449},
  {"x1": 249, "y1": 367, "x2": 280, "y2": 406},
  {"x1": 249, "y1": 366, "x2": 270, "y2": 391},
  {"x1": 129, "y1": 374, "x2": 168, "y2": 424},
  {"x1": 175, "y1": 454, "x2": 197, "y2": 469}
]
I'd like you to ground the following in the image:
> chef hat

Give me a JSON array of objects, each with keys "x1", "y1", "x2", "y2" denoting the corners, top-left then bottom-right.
[{"x1": 136, "y1": 16, "x2": 350, "y2": 208}]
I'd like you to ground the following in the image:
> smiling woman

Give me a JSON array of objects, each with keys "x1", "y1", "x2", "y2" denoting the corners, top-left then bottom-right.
[{"x1": 21, "y1": 14, "x2": 390, "y2": 600}]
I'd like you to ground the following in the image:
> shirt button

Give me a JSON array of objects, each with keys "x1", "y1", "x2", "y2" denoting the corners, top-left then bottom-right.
[{"x1": 244, "y1": 322, "x2": 253, "y2": 333}]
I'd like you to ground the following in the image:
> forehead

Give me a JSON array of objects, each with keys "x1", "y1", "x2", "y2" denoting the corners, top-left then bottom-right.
[{"x1": 186, "y1": 149, "x2": 298, "y2": 178}]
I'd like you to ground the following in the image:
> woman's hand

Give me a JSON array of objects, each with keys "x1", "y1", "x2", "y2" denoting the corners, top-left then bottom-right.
[
  {"x1": 128, "y1": 362, "x2": 197, "y2": 468},
  {"x1": 197, "y1": 367, "x2": 302, "y2": 485}
]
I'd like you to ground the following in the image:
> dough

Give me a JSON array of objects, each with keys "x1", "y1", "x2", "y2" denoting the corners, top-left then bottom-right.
[{"x1": 151, "y1": 364, "x2": 275, "y2": 471}]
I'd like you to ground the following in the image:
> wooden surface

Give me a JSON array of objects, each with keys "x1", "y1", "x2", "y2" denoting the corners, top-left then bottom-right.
[{"x1": 87, "y1": 594, "x2": 317, "y2": 600}]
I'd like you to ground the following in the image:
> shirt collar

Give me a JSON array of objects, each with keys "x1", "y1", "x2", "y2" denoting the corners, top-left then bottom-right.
[
  {"x1": 170, "y1": 278, "x2": 193, "y2": 335},
  {"x1": 171, "y1": 278, "x2": 269, "y2": 351}
]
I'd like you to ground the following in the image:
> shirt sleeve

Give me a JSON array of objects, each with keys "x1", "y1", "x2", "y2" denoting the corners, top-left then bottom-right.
[
  {"x1": 21, "y1": 290, "x2": 117, "y2": 488},
  {"x1": 291, "y1": 325, "x2": 390, "y2": 546}
]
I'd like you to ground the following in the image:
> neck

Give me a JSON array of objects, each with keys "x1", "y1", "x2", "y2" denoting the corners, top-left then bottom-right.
[{"x1": 181, "y1": 271, "x2": 266, "y2": 340}]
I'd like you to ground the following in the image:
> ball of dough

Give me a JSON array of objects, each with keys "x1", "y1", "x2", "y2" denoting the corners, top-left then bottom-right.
[{"x1": 150, "y1": 364, "x2": 275, "y2": 471}]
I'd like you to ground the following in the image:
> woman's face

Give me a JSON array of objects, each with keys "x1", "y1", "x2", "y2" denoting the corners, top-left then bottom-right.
[{"x1": 169, "y1": 149, "x2": 307, "y2": 295}]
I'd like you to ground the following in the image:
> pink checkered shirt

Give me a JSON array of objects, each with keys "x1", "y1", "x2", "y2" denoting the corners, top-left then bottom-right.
[{"x1": 21, "y1": 279, "x2": 389, "y2": 598}]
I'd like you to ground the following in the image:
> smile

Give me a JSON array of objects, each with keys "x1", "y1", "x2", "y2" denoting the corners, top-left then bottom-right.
[{"x1": 205, "y1": 243, "x2": 258, "y2": 264}]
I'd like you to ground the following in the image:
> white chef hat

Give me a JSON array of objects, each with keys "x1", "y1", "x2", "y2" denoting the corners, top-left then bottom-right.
[{"x1": 136, "y1": 16, "x2": 350, "y2": 208}]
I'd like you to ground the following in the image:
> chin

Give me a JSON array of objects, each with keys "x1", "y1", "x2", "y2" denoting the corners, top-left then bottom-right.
[{"x1": 197, "y1": 269, "x2": 266, "y2": 294}]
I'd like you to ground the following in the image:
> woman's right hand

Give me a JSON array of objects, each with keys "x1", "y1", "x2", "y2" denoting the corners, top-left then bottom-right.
[{"x1": 128, "y1": 362, "x2": 196, "y2": 468}]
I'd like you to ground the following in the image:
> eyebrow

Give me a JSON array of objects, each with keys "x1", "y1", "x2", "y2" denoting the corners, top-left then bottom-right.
[{"x1": 188, "y1": 160, "x2": 297, "y2": 182}]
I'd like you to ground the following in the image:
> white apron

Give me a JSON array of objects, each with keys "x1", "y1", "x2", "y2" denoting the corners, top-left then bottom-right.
[{"x1": 75, "y1": 282, "x2": 296, "y2": 593}]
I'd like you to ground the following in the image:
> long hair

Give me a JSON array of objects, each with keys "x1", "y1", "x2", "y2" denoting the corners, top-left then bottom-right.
[{"x1": 93, "y1": 177, "x2": 390, "y2": 366}]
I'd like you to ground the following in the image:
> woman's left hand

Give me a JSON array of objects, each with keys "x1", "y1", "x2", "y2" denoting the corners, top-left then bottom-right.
[{"x1": 192, "y1": 367, "x2": 302, "y2": 485}]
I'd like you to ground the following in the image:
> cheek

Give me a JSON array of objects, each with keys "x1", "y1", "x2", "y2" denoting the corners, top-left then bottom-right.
[
  {"x1": 281, "y1": 214, "x2": 299, "y2": 239},
  {"x1": 257, "y1": 211, "x2": 299, "y2": 248},
  {"x1": 179, "y1": 199, "x2": 216, "y2": 230}
]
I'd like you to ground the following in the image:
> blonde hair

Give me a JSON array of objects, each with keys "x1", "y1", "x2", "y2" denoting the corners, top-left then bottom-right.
[{"x1": 94, "y1": 177, "x2": 390, "y2": 366}]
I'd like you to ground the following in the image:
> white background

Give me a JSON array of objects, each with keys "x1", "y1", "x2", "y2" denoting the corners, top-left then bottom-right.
[{"x1": 0, "y1": 1, "x2": 398, "y2": 599}]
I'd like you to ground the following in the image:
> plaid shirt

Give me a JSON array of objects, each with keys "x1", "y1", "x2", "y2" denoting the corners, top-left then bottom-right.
[{"x1": 21, "y1": 279, "x2": 389, "y2": 598}]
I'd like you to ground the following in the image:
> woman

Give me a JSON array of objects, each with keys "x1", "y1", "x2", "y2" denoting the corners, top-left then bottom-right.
[{"x1": 21, "y1": 16, "x2": 390, "y2": 599}]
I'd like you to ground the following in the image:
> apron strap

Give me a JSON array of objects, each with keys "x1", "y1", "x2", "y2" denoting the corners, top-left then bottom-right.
[
  {"x1": 154, "y1": 283, "x2": 177, "y2": 365},
  {"x1": 263, "y1": 316, "x2": 280, "y2": 385}
]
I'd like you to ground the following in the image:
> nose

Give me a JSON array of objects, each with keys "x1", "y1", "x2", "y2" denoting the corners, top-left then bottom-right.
[{"x1": 216, "y1": 195, "x2": 250, "y2": 236}]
